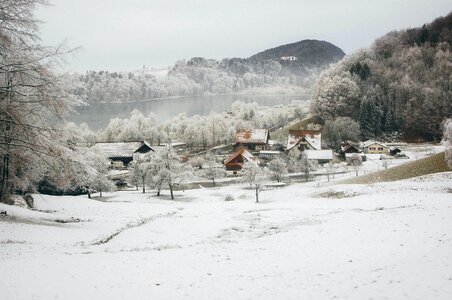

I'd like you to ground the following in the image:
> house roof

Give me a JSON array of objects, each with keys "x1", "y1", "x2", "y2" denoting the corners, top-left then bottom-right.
[
  {"x1": 236, "y1": 129, "x2": 269, "y2": 144},
  {"x1": 340, "y1": 143, "x2": 361, "y2": 153},
  {"x1": 363, "y1": 140, "x2": 388, "y2": 148},
  {"x1": 287, "y1": 130, "x2": 322, "y2": 151},
  {"x1": 92, "y1": 141, "x2": 157, "y2": 158},
  {"x1": 224, "y1": 147, "x2": 259, "y2": 165},
  {"x1": 304, "y1": 150, "x2": 333, "y2": 160}
]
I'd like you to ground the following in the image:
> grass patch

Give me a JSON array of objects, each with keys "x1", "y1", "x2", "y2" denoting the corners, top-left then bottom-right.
[
  {"x1": 318, "y1": 190, "x2": 360, "y2": 199},
  {"x1": 343, "y1": 152, "x2": 449, "y2": 184}
]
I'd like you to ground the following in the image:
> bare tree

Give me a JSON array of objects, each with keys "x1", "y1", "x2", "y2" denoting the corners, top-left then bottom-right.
[{"x1": 0, "y1": 0, "x2": 80, "y2": 203}]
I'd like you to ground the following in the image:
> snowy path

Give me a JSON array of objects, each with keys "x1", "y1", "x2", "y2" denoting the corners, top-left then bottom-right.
[{"x1": 1, "y1": 173, "x2": 452, "y2": 299}]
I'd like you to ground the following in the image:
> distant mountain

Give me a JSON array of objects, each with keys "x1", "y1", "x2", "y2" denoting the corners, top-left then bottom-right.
[
  {"x1": 249, "y1": 39, "x2": 346, "y2": 67},
  {"x1": 67, "y1": 39, "x2": 346, "y2": 104}
]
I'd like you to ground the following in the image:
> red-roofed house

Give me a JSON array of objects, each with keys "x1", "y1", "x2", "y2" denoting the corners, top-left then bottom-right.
[
  {"x1": 234, "y1": 129, "x2": 269, "y2": 152},
  {"x1": 224, "y1": 147, "x2": 259, "y2": 171}
]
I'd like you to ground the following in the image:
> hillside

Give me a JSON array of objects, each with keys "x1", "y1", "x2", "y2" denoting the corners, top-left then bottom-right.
[
  {"x1": 249, "y1": 39, "x2": 346, "y2": 67},
  {"x1": 343, "y1": 152, "x2": 449, "y2": 184},
  {"x1": 311, "y1": 12, "x2": 452, "y2": 141}
]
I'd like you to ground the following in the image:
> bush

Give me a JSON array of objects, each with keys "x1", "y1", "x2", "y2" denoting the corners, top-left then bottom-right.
[{"x1": 224, "y1": 194, "x2": 234, "y2": 201}]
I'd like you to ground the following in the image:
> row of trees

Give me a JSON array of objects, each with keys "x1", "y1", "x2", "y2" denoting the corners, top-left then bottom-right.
[
  {"x1": 67, "y1": 100, "x2": 305, "y2": 149},
  {"x1": 311, "y1": 13, "x2": 452, "y2": 141}
]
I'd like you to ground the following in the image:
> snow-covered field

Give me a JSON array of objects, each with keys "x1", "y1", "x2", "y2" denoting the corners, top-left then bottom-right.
[{"x1": 1, "y1": 170, "x2": 451, "y2": 299}]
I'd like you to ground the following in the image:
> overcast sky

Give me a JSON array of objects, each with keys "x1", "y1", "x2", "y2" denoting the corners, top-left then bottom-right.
[{"x1": 37, "y1": 0, "x2": 451, "y2": 72}]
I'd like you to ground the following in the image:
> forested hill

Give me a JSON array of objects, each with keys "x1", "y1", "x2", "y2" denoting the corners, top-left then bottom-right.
[
  {"x1": 249, "y1": 39, "x2": 345, "y2": 67},
  {"x1": 66, "y1": 39, "x2": 345, "y2": 104},
  {"x1": 311, "y1": 12, "x2": 452, "y2": 141}
]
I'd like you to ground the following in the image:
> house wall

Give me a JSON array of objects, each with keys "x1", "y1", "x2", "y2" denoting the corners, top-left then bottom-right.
[{"x1": 365, "y1": 144, "x2": 389, "y2": 154}]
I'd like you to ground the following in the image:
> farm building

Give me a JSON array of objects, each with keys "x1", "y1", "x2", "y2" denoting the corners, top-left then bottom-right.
[
  {"x1": 224, "y1": 147, "x2": 259, "y2": 171},
  {"x1": 92, "y1": 141, "x2": 160, "y2": 169},
  {"x1": 339, "y1": 142, "x2": 364, "y2": 160}
]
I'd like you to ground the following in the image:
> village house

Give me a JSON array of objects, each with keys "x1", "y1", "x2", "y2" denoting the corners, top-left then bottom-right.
[
  {"x1": 224, "y1": 147, "x2": 259, "y2": 173},
  {"x1": 92, "y1": 141, "x2": 158, "y2": 169},
  {"x1": 339, "y1": 142, "x2": 366, "y2": 161},
  {"x1": 234, "y1": 129, "x2": 269, "y2": 152},
  {"x1": 286, "y1": 129, "x2": 322, "y2": 158},
  {"x1": 363, "y1": 140, "x2": 389, "y2": 154}
]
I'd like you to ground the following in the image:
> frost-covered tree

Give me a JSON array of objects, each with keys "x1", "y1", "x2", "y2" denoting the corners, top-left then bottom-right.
[
  {"x1": 201, "y1": 152, "x2": 225, "y2": 186},
  {"x1": 325, "y1": 162, "x2": 336, "y2": 182},
  {"x1": 148, "y1": 146, "x2": 193, "y2": 199},
  {"x1": 267, "y1": 157, "x2": 287, "y2": 183},
  {"x1": 241, "y1": 162, "x2": 268, "y2": 203},
  {"x1": 129, "y1": 156, "x2": 152, "y2": 193},
  {"x1": 85, "y1": 150, "x2": 114, "y2": 197},
  {"x1": 322, "y1": 117, "x2": 360, "y2": 151},
  {"x1": 299, "y1": 152, "x2": 315, "y2": 182}
]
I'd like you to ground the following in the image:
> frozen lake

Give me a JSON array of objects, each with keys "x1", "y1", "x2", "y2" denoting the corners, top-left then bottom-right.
[{"x1": 67, "y1": 94, "x2": 308, "y2": 131}]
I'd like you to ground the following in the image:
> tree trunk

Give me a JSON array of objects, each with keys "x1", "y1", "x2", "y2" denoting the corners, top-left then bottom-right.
[
  {"x1": 87, "y1": 190, "x2": 91, "y2": 199},
  {"x1": 142, "y1": 176, "x2": 145, "y2": 193},
  {"x1": 0, "y1": 154, "x2": 12, "y2": 204},
  {"x1": 99, "y1": 189, "x2": 102, "y2": 197},
  {"x1": 212, "y1": 178, "x2": 215, "y2": 187},
  {"x1": 169, "y1": 183, "x2": 174, "y2": 200},
  {"x1": 255, "y1": 187, "x2": 259, "y2": 203}
]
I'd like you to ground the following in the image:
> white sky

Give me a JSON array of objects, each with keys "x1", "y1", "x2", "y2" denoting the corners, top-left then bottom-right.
[{"x1": 37, "y1": 0, "x2": 452, "y2": 72}]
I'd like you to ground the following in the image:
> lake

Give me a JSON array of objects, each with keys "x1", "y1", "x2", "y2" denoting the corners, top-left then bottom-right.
[{"x1": 67, "y1": 94, "x2": 308, "y2": 131}]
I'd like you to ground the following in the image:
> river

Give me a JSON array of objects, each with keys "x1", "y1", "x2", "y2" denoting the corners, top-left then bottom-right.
[{"x1": 67, "y1": 94, "x2": 308, "y2": 131}]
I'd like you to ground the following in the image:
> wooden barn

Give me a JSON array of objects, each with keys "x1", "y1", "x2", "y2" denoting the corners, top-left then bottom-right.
[
  {"x1": 92, "y1": 141, "x2": 156, "y2": 169},
  {"x1": 224, "y1": 147, "x2": 259, "y2": 171}
]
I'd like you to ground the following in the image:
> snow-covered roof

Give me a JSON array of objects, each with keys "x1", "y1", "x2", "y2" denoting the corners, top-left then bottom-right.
[
  {"x1": 363, "y1": 140, "x2": 388, "y2": 148},
  {"x1": 345, "y1": 153, "x2": 366, "y2": 158},
  {"x1": 92, "y1": 142, "x2": 144, "y2": 158},
  {"x1": 224, "y1": 147, "x2": 259, "y2": 166},
  {"x1": 93, "y1": 141, "x2": 159, "y2": 158},
  {"x1": 259, "y1": 151, "x2": 281, "y2": 154},
  {"x1": 287, "y1": 130, "x2": 322, "y2": 151},
  {"x1": 304, "y1": 150, "x2": 333, "y2": 160},
  {"x1": 236, "y1": 129, "x2": 269, "y2": 144}
]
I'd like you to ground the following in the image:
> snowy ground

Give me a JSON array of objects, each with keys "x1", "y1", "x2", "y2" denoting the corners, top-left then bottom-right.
[{"x1": 1, "y1": 169, "x2": 451, "y2": 299}]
